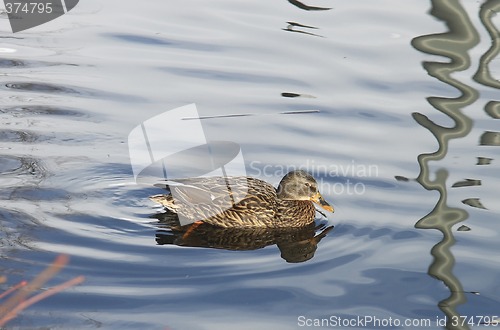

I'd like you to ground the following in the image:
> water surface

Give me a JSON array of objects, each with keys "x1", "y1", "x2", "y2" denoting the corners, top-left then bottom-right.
[{"x1": 1, "y1": 0, "x2": 499, "y2": 329}]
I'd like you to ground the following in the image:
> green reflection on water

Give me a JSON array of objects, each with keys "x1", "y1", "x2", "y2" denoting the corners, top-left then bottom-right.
[
  {"x1": 473, "y1": 1, "x2": 500, "y2": 90},
  {"x1": 411, "y1": 0, "x2": 481, "y2": 329}
]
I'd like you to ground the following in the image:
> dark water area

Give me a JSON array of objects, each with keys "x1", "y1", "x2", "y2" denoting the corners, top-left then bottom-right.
[{"x1": 0, "y1": 0, "x2": 500, "y2": 329}]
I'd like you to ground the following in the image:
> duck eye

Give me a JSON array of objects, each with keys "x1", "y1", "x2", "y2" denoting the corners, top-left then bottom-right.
[{"x1": 305, "y1": 182, "x2": 311, "y2": 187}]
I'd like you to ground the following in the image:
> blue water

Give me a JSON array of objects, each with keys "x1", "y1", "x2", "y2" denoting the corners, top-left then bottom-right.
[{"x1": 1, "y1": 1, "x2": 499, "y2": 329}]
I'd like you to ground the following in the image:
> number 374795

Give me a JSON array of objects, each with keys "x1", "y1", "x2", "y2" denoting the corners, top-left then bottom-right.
[{"x1": 5, "y1": 2, "x2": 53, "y2": 14}]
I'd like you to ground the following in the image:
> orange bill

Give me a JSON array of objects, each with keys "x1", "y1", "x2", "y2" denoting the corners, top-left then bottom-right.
[{"x1": 311, "y1": 192, "x2": 334, "y2": 213}]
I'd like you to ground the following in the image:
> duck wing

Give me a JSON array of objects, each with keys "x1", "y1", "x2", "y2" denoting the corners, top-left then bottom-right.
[
  {"x1": 153, "y1": 176, "x2": 279, "y2": 226},
  {"x1": 154, "y1": 176, "x2": 251, "y2": 206}
]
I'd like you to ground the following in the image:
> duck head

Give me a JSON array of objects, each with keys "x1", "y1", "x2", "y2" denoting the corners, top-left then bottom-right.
[{"x1": 276, "y1": 170, "x2": 334, "y2": 212}]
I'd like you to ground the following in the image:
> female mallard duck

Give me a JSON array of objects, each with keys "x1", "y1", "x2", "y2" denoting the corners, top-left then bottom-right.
[{"x1": 149, "y1": 170, "x2": 334, "y2": 228}]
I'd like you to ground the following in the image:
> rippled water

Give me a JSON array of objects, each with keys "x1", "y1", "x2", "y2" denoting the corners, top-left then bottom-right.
[{"x1": 1, "y1": 0, "x2": 500, "y2": 329}]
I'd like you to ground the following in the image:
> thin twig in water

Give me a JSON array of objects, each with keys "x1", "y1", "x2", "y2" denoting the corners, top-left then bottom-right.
[
  {"x1": 0, "y1": 255, "x2": 84, "y2": 327},
  {"x1": 0, "y1": 276, "x2": 85, "y2": 326},
  {"x1": 0, "y1": 281, "x2": 27, "y2": 300}
]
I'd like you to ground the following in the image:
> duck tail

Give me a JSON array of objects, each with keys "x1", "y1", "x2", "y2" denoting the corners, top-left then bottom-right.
[{"x1": 149, "y1": 194, "x2": 180, "y2": 212}]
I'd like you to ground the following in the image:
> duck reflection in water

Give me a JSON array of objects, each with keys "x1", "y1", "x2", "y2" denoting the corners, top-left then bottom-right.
[
  {"x1": 150, "y1": 170, "x2": 335, "y2": 263},
  {"x1": 154, "y1": 213, "x2": 333, "y2": 263}
]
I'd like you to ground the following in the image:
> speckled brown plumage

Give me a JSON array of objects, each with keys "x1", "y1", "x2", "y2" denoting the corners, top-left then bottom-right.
[{"x1": 150, "y1": 170, "x2": 333, "y2": 228}]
